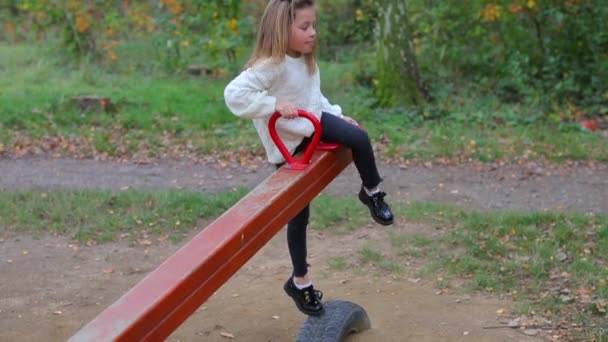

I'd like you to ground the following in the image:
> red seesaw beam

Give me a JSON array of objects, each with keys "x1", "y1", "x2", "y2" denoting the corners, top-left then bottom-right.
[{"x1": 69, "y1": 147, "x2": 352, "y2": 341}]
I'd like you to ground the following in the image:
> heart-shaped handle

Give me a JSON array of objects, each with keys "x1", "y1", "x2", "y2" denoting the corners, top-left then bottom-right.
[{"x1": 268, "y1": 110, "x2": 323, "y2": 169}]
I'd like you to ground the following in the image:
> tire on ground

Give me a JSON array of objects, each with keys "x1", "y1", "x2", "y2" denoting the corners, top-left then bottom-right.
[{"x1": 296, "y1": 300, "x2": 371, "y2": 342}]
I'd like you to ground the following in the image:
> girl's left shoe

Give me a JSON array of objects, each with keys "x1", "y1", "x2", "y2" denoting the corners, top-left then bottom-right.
[{"x1": 283, "y1": 278, "x2": 325, "y2": 316}]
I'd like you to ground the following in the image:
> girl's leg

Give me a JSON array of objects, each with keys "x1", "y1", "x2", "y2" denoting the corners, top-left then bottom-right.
[
  {"x1": 287, "y1": 205, "x2": 309, "y2": 277},
  {"x1": 283, "y1": 195, "x2": 324, "y2": 316},
  {"x1": 276, "y1": 142, "x2": 324, "y2": 316},
  {"x1": 320, "y1": 113, "x2": 394, "y2": 225},
  {"x1": 320, "y1": 113, "x2": 382, "y2": 189}
]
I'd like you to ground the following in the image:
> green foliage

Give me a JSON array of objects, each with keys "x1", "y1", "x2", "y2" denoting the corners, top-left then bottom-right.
[
  {"x1": 373, "y1": 0, "x2": 427, "y2": 106},
  {"x1": 316, "y1": 0, "x2": 377, "y2": 57},
  {"x1": 3, "y1": 0, "x2": 255, "y2": 71},
  {"x1": 408, "y1": 0, "x2": 608, "y2": 114},
  {"x1": 151, "y1": 0, "x2": 254, "y2": 72}
]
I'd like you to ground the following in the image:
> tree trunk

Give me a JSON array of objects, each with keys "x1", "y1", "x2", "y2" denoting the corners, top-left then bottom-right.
[{"x1": 375, "y1": 0, "x2": 429, "y2": 106}]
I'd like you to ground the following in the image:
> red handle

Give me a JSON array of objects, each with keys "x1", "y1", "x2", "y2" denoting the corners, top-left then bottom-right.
[{"x1": 268, "y1": 110, "x2": 323, "y2": 169}]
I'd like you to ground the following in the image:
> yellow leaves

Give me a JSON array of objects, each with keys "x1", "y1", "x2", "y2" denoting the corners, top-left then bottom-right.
[
  {"x1": 508, "y1": 0, "x2": 539, "y2": 15},
  {"x1": 67, "y1": 1, "x2": 79, "y2": 11},
  {"x1": 20, "y1": 2, "x2": 30, "y2": 10},
  {"x1": 103, "y1": 41, "x2": 120, "y2": 62},
  {"x1": 105, "y1": 27, "x2": 115, "y2": 37},
  {"x1": 482, "y1": 3, "x2": 502, "y2": 22},
  {"x1": 227, "y1": 18, "x2": 239, "y2": 35},
  {"x1": 75, "y1": 14, "x2": 90, "y2": 33},
  {"x1": 161, "y1": 0, "x2": 182, "y2": 15},
  {"x1": 355, "y1": 9, "x2": 365, "y2": 21}
]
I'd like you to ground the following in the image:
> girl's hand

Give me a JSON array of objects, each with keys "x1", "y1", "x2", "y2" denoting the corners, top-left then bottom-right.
[
  {"x1": 343, "y1": 115, "x2": 360, "y2": 126},
  {"x1": 275, "y1": 99, "x2": 299, "y2": 119}
]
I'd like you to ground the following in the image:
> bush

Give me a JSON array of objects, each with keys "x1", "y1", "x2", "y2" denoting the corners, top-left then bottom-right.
[{"x1": 408, "y1": 0, "x2": 608, "y2": 115}]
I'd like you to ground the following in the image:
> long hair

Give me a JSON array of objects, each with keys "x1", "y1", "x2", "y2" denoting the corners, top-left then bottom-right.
[{"x1": 246, "y1": 0, "x2": 317, "y2": 75}]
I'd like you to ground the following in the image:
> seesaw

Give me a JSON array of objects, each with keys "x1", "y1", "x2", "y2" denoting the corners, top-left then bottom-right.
[{"x1": 70, "y1": 110, "x2": 370, "y2": 341}]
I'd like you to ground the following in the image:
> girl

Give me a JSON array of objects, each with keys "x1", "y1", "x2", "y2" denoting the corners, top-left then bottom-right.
[{"x1": 224, "y1": 0, "x2": 393, "y2": 316}]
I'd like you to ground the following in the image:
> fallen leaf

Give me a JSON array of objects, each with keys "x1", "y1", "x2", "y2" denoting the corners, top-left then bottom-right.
[
  {"x1": 220, "y1": 332, "x2": 235, "y2": 339},
  {"x1": 577, "y1": 287, "x2": 592, "y2": 303},
  {"x1": 496, "y1": 308, "x2": 505, "y2": 315},
  {"x1": 272, "y1": 315, "x2": 279, "y2": 320},
  {"x1": 53, "y1": 311, "x2": 63, "y2": 315},
  {"x1": 507, "y1": 318, "x2": 520, "y2": 328},
  {"x1": 524, "y1": 329, "x2": 538, "y2": 336}
]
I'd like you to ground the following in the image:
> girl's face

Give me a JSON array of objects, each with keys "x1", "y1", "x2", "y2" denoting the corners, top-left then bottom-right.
[{"x1": 288, "y1": 6, "x2": 316, "y2": 57}]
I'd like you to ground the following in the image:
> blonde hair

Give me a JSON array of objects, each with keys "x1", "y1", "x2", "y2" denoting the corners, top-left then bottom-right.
[{"x1": 246, "y1": 0, "x2": 317, "y2": 75}]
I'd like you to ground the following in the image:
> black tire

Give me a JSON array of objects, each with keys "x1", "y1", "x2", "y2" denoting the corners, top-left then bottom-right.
[{"x1": 296, "y1": 300, "x2": 371, "y2": 342}]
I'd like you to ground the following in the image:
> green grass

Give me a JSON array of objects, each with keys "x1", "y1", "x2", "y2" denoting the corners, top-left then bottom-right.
[
  {"x1": 0, "y1": 190, "x2": 368, "y2": 243},
  {"x1": 0, "y1": 44, "x2": 231, "y2": 131},
  {"x1": 358, "y1": 244, "x2": 402, "y2": 272},
  {"x1": 393, "y1": 203, "x2": 608, "y2": 335},
  {"x1": 309, "y1": 196, "x2": 367, "y2": 232},
  {"x1": 2, "y1": 42, "x2": 607, "y2": 162},
  {"x1": 328, "y1": 256, "x2": 348, "y2": 271},
  {"x1": 0, "y1": 188, "x2": 248, "y2": 243}
]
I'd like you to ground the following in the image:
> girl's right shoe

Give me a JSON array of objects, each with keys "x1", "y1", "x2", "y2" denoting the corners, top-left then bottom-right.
[
  {"x1": 283, "y1": 278, "x2": 325, "y2": 316},
  {"x1": 358, "y1": 187, "x2": 394, "y2": 225}
]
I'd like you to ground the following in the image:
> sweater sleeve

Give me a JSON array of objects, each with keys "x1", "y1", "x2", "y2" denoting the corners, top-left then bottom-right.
[
  {"x1": 320, "y1": 91, "x2": 343, "y2": 117},
  {"x1": 224, "y1": 59, "x2": 282, "y2": 119}
]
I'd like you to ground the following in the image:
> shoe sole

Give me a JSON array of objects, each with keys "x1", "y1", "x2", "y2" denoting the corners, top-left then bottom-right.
[
  {"x1": 366, "y1": 207, "x2": 394, "y2": 225},
  {"x1": 283, "y1": 281, "x2": 325, "y2": 317}
]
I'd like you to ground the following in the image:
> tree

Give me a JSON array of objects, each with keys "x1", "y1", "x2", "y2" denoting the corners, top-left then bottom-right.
[{"x1": 374, "y1": 0, "x2": 429, "y2": 107}]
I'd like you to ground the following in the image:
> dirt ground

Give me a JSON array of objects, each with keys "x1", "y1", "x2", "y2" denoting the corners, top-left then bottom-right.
[{"x1": 1, "y1": 157, "x2": 607, "y2": 341}]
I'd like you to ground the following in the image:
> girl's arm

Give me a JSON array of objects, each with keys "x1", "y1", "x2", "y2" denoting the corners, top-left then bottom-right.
[{"x1": 224, "y1": 60, "x2": 283, "y2": 119}]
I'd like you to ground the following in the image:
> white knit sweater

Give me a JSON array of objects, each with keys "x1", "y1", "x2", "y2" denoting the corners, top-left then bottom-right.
[{"x1": 224, "y1": 55, "x2": 343, "y2": 164}]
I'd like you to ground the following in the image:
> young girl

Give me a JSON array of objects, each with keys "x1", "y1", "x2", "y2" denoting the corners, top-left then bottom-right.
[{"x1": 224, "y1": 0, "x2": 393, "y2": 316}]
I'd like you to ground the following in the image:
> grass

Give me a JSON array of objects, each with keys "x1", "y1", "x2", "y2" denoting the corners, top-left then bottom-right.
[
  {"x1": 309, "y1": 195, "x2": 367, "y2": 232},
  {"x1": 0, "y1": 188, "x2": 248, "y2": 243},
  {"x1": 0, "y1": 190, "x2": 364, "y2": 243},
  {"x1": 1, "y1": 41, "x2": 607, "y2": 162},
  {"x1": 358, "y1": 244, "x2": 402, "y2": 272},
  {"x1": 328, "y1": 256, "x2": 347, "y2": 271},
  {"x1": 393, "y1": 203, "x2": 608, "y2": 338}
]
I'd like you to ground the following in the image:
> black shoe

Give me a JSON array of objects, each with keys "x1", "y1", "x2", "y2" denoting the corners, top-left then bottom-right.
[
  {"x1": 283, "y1": 278, "x2": 325, "y2": 316},
  {"x1": 359, "y1": 187, "x2": 394, "y2": 225}
]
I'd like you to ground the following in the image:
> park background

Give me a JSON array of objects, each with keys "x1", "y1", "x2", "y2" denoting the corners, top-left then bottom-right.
[{"x1": 1, "y1": 1, "x2": 607, "y2": 341}]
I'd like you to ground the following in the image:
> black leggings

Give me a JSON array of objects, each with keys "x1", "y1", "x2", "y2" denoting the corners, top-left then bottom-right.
[{"x1": 277, "y1": 112, "x2": 382, "y2": 277}]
